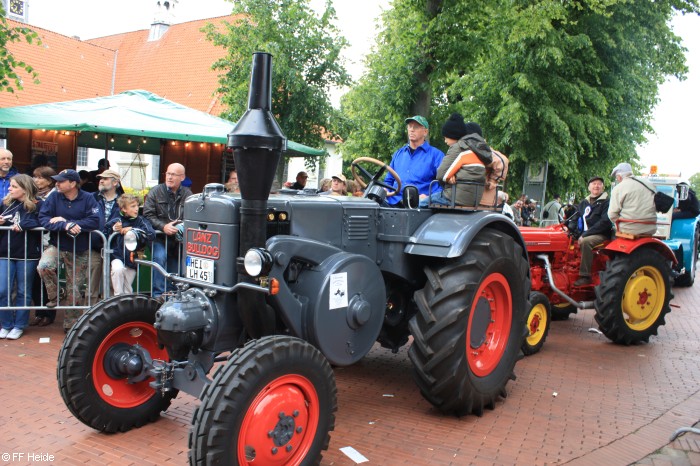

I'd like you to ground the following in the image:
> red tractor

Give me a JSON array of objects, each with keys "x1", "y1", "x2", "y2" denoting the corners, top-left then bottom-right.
[{"x1": 518, "y1": 212, "x2": 676, "y2": 355}]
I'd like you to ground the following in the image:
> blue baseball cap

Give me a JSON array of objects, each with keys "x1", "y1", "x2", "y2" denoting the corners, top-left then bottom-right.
[{"x1": 51, "y1": 169, "x2": 81, "y2": 183}]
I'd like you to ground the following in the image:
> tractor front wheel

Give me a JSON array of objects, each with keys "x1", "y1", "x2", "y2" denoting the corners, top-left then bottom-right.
[
  {"x1": 57, "y1": 294, "x2": 176, "y2": 432},
  {"x1": 408, "y1": 228, "x2": 529, "y2": 416},
  {"x1": 189, "y1": 335, "x2": 337, "y2": 466},
  {"x1": 522, "y1": 292, "x2": 550, "y2": 356},
  {"x1": 594, "y1": 250, "x2": 672, "y2": 344}
]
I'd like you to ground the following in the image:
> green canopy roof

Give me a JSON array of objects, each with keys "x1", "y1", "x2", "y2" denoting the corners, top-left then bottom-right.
[{"x1": 0, "y1": 89, "x2": 326, "y2": 157}]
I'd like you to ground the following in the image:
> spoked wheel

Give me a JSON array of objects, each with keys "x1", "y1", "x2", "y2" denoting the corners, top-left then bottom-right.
[
  {"x1": 551, "y1": 302, "x2": 577, "y2": 321},
  {"x1": 522, "y1": 292, "x2": 551, "y2": 356},
  {"x1": 189, "y1": 335, "x2": 337, "y2": 466},
  {"x1": 408, "y1": 228, "x2": 529, "y2": 416},
  {"x1": 594, "y1": 250, "x2": 673, "y2": 344},
  {"x1": 57, "y1": 294, "x2": 176, "y2": 432},
  {"x1": 675, "y1": 227, "x2": 698, "y2": 287}
]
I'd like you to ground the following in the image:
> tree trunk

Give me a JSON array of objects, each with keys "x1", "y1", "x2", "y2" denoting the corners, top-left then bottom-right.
[{"x1": 410, "y1": 0, "x2": 441, "y2": 119}]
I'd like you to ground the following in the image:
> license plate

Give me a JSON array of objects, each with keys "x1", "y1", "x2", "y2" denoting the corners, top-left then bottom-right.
[{"x1": 186, "y1": 256, "x2": 214, "y2": 283}]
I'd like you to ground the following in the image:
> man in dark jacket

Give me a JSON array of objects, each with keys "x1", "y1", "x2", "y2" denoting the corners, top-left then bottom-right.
[
  {"x1": 0, "y1": 149, "x2": 18, "y2": 199},
  {"x1": 673, "y1": 182, "x2": 700, "y2": 220},
  {"x1": 38, "y1": 169, "x2": 101, "y2": 332},
  {"x1": 575, "y1": 176, "x2": 613, "y2": 286},
  {"x1": 89, "y1": 169, "x2": 122, "y2": 304},
  {"x1": 143, "y1": 163, "x2": 192, "y2": 298}
]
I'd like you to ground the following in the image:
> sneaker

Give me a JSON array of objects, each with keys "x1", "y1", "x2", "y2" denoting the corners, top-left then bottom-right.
[
  {"x1": 0, "y1": 328, "x2": 10, "y2": 339},
  {"x1": 45, "y1": 300, "x2": 57, "y2": 308},
  {"x1": 574, "y1": 276, "x2": 592, "y2": 286},
  {"x1": 6, "y1": 328, "x2": 23, "y2": 340}
]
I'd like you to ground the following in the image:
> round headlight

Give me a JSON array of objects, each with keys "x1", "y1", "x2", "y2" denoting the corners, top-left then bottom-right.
[
  {"x1": 124, "y1": 230, "x2": 138, "y2": 251},
  {"x1": 243, "y1": 248, "x2": 272, "y2": 277}
]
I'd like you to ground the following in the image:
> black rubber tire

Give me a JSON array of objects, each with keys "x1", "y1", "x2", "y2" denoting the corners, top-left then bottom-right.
[
  {"x1": 594, "y1": 250, "x2": 673, "y2": 344},
  {"x1": 522, "y1": 292, "x2": 551, "y2": 356},
  {"x1": 408, "y1": 228, "x2": 529, "y2": 416},
  {"x1": 57, "y1": 294, "x2": 177, "y2": 433},
  {"x1": 189, "y1": 335, "x2": 337, "y2": 466},
  {"x1": 674, "y1": 227, "x2": 698, "y2": 287},
  {"x1": 551, "y1": 302, "x2": 577, "y2": 321}
]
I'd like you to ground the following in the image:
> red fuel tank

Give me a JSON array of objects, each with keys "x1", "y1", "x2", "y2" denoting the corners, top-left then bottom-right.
[{"x1": 519, "y1": 225, "x2": 571, "y2": 253}]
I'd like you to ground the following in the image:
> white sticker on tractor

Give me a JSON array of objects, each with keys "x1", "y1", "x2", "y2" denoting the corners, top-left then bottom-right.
[{"x1": 329, "y1": 272, "x2": 349, "y2": 310}]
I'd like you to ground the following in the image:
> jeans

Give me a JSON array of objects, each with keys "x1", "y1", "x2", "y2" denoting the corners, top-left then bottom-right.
[
  {"x1": 151, "y1": 240, "x2": 180, "y2": 297},
  {"x1": 0, "y1": 258, "x2": 38, "y2": 331},
  {"x1": 419, "y1": 191, "x2": 451, "y2": 207}
]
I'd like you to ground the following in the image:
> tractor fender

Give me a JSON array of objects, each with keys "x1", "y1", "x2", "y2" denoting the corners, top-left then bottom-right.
[
  {"x1": 604, "y1": 237, "x2": 678, "y2": 265},
  {"x1": 264, "y1": 235, "x2": 386, "y2": 366},
  {"x1": 669, "y1": 216, "x2": 700, "y2": 268},
  {"x1": 405, "y1": 211, "x2": 527, "y2": 260},
  {"x1": 263, "y1": 235, "x2": 345, "y2": 338}
]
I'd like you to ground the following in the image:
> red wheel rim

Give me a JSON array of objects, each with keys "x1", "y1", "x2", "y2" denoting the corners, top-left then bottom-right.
[
  {"x1": 466, "y1": 272, "x2": 513, "y2": 377},
  {"x1": 92, "y1": 321, "x2": 168, "y2": 407},
  {"x1": 237, "y1": 374, "x2": 320, "y2": 465}
]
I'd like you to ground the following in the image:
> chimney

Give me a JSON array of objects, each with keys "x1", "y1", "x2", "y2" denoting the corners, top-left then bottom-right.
[{"x1": 149, "y1": 0, "x2": 178, "y2": 42}]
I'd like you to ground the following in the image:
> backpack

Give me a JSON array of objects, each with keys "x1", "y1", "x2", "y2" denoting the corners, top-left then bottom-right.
[{"x1": 631, "y1": 177, "x2": 673, "y2": 213}]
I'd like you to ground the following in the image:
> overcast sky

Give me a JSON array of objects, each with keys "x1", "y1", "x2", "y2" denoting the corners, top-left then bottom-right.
[{"x1": 23, "y1": 0, "x2": 700, "y2": 177}]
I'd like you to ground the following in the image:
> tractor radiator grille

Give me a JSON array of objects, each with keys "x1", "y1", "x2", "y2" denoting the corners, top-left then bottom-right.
[{"x1": 347, "y1": 216, "x2": 370, "y2": 240}]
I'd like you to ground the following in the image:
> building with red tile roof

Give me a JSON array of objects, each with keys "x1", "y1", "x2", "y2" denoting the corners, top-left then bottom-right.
[{"x1": 0, "y1": 16, "x2": 231, "y2": 115}]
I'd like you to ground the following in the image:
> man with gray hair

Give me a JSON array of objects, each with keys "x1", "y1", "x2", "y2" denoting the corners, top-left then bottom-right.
[
  {"x1": 0, "y1": 148, "x2": 18, "y2": 199},
  {"x1": 608, "y1": 162, "x2": 657, "y2": 236}
]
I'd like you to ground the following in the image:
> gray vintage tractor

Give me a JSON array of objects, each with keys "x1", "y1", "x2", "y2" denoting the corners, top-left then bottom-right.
[{"x1": 57, "y1": 53, "x2": 530, "y2": 465}]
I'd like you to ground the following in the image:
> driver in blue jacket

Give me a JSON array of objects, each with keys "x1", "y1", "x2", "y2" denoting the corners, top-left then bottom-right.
[{"x1": 384, "y1": 115, "x2": 445, "y2": 206}]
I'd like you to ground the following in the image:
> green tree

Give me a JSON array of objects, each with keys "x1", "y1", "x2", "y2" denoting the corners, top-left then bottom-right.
[
  {"x1": 341, "y1": 0, "x2": 699, "y2": 203},
  {"x1": 204, "y1": 0, "x2": 350, "y2": 149},
  {"x1": 689, "y1": 172, "x2": 700, "y2": 195},
  {"x1": 0, "y1": 5, "x2": 40, "y2": 92}
]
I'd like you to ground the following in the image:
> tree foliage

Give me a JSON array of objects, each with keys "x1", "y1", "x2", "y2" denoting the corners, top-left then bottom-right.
[
  {"x1": 341, "y1": 0, "x2": 699, "y2": 202},
  {"x1": 0, "y1": 6, "x2": 40, "y2": 93},
  {"x1": 204, "y1": 0, "x2": 350, "y2": 148},
  {"x1": 689, "y1": 172, "x2": 700, "y2": 194}
]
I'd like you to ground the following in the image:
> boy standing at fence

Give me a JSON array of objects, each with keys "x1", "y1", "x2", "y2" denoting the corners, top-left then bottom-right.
[
  {"x1": 105, "y1": 194, "x2": 155, "y2": 295},
  {"x1": 38, "y1": 169, "x2": 101, "y2": 333}
]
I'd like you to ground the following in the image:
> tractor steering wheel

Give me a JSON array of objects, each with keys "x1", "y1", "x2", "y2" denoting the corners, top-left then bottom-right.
[
  {"x1": 350, "y1": 157, "x2": 402, "y2": 197},
  {"x1": 561, "y1": 205, "x2": 582, "y2": 239}
]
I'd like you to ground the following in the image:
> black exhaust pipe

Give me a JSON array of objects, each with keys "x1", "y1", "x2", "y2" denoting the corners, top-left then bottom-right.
[{"x1": 228, "y1": 52, "x2": 286, "y2": 337}]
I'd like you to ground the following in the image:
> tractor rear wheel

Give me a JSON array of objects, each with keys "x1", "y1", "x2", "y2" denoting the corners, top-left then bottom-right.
[
  {"x1": 57, "y1": 294, "x2": 176, "y2": 432},
  {"x1": 189, "y1": 335, "x2": 336, "y2": 466},
  {"x1": 594, "y1": 249, "x2": 672, "y2": 344},
  {"x1": 675, "y1": 227, "x2": 698, "y2": 287},
  {"x1": 522, "y1": 292, "x2": 550, "y2": 356},
  {"x1": 408, "y1": 228, "x2": 529, "y2": 416}
]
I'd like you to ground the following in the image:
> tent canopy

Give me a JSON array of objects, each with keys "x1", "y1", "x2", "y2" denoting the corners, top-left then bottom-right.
[{"x1": 0, "y1": 90, "x2": 326, "y2": 157}]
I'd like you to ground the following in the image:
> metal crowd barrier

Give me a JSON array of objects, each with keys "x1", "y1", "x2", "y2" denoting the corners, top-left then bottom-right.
[{"x1": 0, "y1": 226, "x2": 182, "y2": 311}]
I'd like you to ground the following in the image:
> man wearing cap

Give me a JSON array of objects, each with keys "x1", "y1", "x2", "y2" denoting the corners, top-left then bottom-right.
[
  {"x1": 384, "y1": 115, "x2": 445, "y2": 206},
  {"x1": 608, "y1": 162, "x2": 657, "y2": 236},
  {"x1": 38, "y1": 169, "x2": 101, "y2": 332},
  {"x1": 321, "y1": 174, "x2": 347, "y2": 196},
  {"x1": 574, "y1": 175, "x2": 613, "y2": 286},
  {"x1": 88, "y1": 169, "x2": 122, "y2": 304}
]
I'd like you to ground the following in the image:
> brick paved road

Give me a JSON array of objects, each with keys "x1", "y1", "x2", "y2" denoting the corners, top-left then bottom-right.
[{"x1": 1, "y1": 285, "x2": 699, "y2": 465}]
